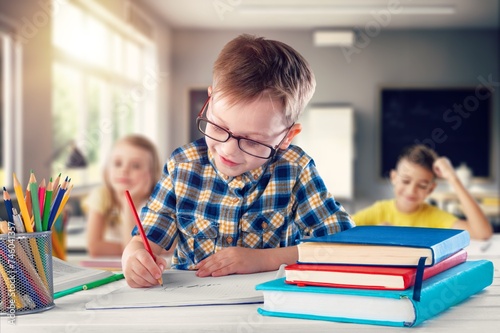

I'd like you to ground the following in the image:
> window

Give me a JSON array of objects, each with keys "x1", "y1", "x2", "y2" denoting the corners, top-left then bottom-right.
[
  {"x1": 52, "y1": 0, "x2": 157, "y2": 186},
  {"x1": 0, "y1": 27, "x2": 22, "y2": 188}
]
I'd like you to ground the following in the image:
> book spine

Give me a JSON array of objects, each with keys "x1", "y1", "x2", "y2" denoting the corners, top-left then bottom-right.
[
  {"x1": 430, "y1": 232, "x2": 470, "y2": 264},
  {"x1": 411, "y1": 260, "x2": 493, "y2": 326},
  {"x1": 257, "y1": 308, "x2": 406, "y2": 327}
]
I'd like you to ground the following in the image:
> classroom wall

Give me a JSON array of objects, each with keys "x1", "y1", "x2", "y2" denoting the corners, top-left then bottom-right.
[
  {"x1": 0, "y1": 0, "x2": 174, "y2": 184},
  {"x1": 0, "y1": 0, "x2": 498, "y2": 213},
  {"x1": 169, "y1": 29, "x2": 499, "y2": 208},
  {"x1": 0, "y1": 0, "x2": 53, "y2": 185}
]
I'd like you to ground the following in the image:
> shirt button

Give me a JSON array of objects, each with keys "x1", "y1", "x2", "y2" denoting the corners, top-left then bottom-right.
[
  {"x1": 253, "y1": 174, "x2": 259, "y2": 180},
  {"x1": 226, "y1": 236, "x2": 233, "y2": 244},
  {"x1": 191, "y1": 227, "x2": 199, "y2": 234},
  {"x1": 261, "y1": 222, "x2": 268, "y2": 229},
  {"x1": 235, "y1": 176, "x2": 241, "y2": 181}
]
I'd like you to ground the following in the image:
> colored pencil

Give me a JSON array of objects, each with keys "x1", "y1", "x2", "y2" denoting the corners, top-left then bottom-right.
[
  {"x1": 38, "y1": 178, "x2": 46, "y2": 218},
  {"x1": 51, "y1": 231, "x2": 66, "y2": 260},
  {"x1": 125, "y1": 190, "x2": 163, "y2": 286},
  {"x1": 25, "y1": 183, "x2": 33, "y2": 219},
  {"x1": 47, "y1": 182, "x2": 67, "y2": 231},
  {"x1": 53, "y1": 273, "x2": 125, "y2": 299},
  {"x1": 51, "y1": 172, "x2": 61, "y2": 202},
  {"x1": 54, "y1": 184, "x2": 73, "y2": 222},
  {"x1": 14, "y1": 243, "x2": 52, "y2": 306},
  {"x1": 0, "y1": 221, "x2": 9, "y2": 234},
  {"x1": 12, "y1": 208, "x2": 26, "y2": 233},
  {"x1": 41, "y1": 179, "x2": 53, "y2": 231},
  {"x1": 2, "y1": 187, "x2": 14, "y2": 225},
  {"x1": 0, "y1": 261, "x2": 23, "y2": 309},
  {"x1": 13, "y1": 173, "x2": 33, "y2": 232},
  {"x1": 29, "y1": 172, "x2": 43, "y2": 232}
]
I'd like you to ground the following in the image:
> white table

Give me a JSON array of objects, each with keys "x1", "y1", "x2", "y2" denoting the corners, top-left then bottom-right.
[{"x1": 2, "y1": 236, "x2": 500, "y2": 333}]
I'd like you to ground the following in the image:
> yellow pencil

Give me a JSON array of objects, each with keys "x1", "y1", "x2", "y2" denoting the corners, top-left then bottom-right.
[
  {"x1": 13, "y1": 173, "x2": 34, "y2": 232},
  {"x1": 54, "y1": 184, "x2": 73, "y2": 223},
  {"x1": 51, "y1": 231, "x2": 66, "y2": 260},
  {"x1": 0, "y1": 262, "x2": 23, "y2": 309},
  {"x1": 13, "y1": 175, "x2": 49, "y2": 288}
]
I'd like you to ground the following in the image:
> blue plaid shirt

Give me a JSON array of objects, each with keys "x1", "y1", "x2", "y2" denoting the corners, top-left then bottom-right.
[{"x1": 136, "y1": 138, "x2": 354, "y2": 270}]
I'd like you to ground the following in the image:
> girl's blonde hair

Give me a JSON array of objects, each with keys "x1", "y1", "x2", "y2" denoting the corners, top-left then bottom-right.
[{"x1": 104, "y1": 134, "x2": 161, "y2": 208}]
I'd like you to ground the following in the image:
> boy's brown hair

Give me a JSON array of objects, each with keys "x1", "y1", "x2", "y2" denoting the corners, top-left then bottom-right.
[
  {"x1": 212, "y1": 34, "x2": 316, "y2": 125},
  {"x1": 397, "y1": 144, "x2": 439, "y2": 175}
]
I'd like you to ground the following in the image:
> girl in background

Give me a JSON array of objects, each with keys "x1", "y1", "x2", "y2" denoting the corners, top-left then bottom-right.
[{"x1": 83, "y1": 135, "x2": 162, "y2": 257}]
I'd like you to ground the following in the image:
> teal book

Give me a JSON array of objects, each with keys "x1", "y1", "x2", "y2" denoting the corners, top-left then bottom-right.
[
  {"x1": 298, "y1": 226, "x2": 470, "y2": 266},
  {"x1": 256, "y1": 260, "x2": 493, "y2": 327}
]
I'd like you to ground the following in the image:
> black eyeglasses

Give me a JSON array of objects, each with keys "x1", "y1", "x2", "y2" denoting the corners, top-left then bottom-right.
[{"x1": 196, "y1": 97, "x2": 294, "y2": 159}]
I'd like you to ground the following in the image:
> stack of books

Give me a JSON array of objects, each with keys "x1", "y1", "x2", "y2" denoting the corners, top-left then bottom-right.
[{"x1": 256, "y1": 226, "x2": 494, "y2": 327}]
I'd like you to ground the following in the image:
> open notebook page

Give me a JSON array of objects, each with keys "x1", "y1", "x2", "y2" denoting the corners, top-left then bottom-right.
[{"x1": 86, "y1": 267, "x2": 284, "y2": 309}]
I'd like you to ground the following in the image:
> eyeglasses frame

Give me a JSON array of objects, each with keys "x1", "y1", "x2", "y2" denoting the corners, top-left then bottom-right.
[{"x1": 196, "y1": 97, "x2": 294, "y2": 159}]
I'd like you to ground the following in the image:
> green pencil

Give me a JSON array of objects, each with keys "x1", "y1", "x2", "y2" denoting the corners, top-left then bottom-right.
[
  {"x1": 42, "y1": 178, "x2": 53, "y2": 231},
  {"x1": 29, "y1": 171, "x2": 43, "y2": 232},
  {"x1": 54, "y1": 273, "x2": 125, "y2": 299}
]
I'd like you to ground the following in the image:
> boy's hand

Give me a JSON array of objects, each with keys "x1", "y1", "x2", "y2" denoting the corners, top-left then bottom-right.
[
  {"x1": 122, "y1": 238, "x2": 167, "y2": 288},
  {"x1": 433, "y1": 157, "x2": 456, "y2": 181},
  {"x1": 195, "y1": 247, "x2": 264, "y2": 277}
]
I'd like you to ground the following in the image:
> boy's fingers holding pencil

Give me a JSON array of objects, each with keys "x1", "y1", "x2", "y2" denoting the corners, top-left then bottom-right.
[{"x1": 126, "y1": 249, "x2": 164, "y2": 287}]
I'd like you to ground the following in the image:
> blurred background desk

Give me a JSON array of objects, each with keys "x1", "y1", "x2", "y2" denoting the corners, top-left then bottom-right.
[{"x1": 429, "y1": 191, "x2": 500, "y2": 231}]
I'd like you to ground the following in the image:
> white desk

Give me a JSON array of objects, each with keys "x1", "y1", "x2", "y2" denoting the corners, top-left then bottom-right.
[{"x1": 2, "y1": 236, "x2": 500, "y2": 333}]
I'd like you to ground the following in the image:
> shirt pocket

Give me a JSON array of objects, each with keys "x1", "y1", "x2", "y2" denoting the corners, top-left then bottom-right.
[
  {"x1": 177, "y1": 214, "x2": 219, "y2": 265},
  {"x1": 239, "y1": 211, "x2": 285, "y2": 249}
]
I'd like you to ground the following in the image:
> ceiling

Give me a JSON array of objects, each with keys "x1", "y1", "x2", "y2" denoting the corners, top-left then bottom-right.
[{"x1": 140, "y1": 0, "x2": 499, "y2": 30}]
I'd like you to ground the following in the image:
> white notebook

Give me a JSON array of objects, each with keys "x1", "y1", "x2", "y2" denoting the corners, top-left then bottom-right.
[{"x1": 86, "y1": 268, "x2": 283, "y2": 309}]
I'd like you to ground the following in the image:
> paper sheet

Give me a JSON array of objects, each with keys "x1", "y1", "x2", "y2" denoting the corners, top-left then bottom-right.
[{"x1": 86, "y1": 268, "x2": 284, "y2": 309}]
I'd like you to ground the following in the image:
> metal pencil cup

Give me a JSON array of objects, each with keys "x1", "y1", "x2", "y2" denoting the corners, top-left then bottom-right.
[{"x1": 0, "y1": 231, "x2": 55, "y2": 316}]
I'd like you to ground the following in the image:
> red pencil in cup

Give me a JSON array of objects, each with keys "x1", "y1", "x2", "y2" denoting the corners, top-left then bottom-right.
[{"x1": 124, "y1": 190, "x2": 163, "y2": 286}]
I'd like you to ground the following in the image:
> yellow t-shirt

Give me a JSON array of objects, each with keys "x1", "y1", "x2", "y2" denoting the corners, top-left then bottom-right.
[{"x1": 352, "y1": 199, "x2": 457, "y2": 229}]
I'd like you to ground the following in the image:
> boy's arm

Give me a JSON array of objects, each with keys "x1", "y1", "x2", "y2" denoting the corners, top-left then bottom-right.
[
  {"x1": 433, "y1": 158, "x2": 493, "y2": 240},
  {"x1": 195, "y1": 246, "x2": 298, "y2": 277}
]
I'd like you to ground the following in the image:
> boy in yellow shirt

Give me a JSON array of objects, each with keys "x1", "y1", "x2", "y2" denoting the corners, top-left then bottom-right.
[{"x1": 353, "y1": 144, "x2": 492, "y2": 240}]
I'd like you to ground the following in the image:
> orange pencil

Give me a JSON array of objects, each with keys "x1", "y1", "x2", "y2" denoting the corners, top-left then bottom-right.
[
  {"x1": 125, "y1": 190, "x2": 163, "y2": 286},
  {"x1": 25, "y1": 183, "x2": 33, "y2": 219},
  {"x1": 52, "y1": 173, "x2": 61, "y2": 196}
]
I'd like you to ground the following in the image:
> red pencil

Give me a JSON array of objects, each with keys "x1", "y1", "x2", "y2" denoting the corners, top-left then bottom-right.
[{"x1": 124, "y1": 190, "x2": 163, "y2": 286}]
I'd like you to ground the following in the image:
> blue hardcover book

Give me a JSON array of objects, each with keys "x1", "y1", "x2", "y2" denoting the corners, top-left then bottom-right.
[
  {"x1": 298, "y1": 226, "x2": 470, "y2": 266},
  {"x1": 256, "y1": 260, "x2": 493, "y2": 327}
]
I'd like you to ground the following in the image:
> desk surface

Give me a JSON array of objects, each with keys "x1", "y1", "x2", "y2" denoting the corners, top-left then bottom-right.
[{"x1": 2, "y1": 236, "x2": 500, "y2": 333}]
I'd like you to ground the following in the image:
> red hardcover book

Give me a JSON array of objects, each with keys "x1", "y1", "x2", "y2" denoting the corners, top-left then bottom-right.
[{"x1": 285, "y1": 249, "x2": 467, "y2": 290}]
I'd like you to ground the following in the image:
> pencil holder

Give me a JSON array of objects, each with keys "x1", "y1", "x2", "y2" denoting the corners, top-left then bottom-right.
[{"x1": 0, "y1": 231, "x2": 55, "y2": 316}]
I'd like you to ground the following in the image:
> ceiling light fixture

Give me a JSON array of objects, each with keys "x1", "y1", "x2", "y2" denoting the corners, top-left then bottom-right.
[
  {"x1": 313, "y1": 30, "x2": 355, "y2": 47},
  {"x1": 237, "y1": 5, "x2": 456, "y2": 16}
]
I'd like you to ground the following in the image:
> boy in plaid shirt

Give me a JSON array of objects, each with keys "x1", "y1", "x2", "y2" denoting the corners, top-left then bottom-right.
[{"x1": 122, "y1": 34, "x2": 354, "y2": 287}]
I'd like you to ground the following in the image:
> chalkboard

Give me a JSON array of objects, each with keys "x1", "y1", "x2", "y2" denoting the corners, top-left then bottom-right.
[{"x1": 380, "y1": 87, "x2": 492, "y2": 178}]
